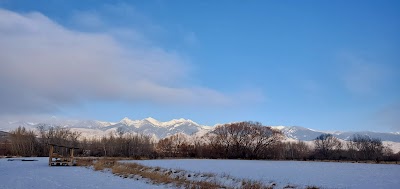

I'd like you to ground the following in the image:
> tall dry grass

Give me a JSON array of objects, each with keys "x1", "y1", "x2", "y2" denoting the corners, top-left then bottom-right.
[{"x1": 76, "y1": 158, "x2": 319, "y2": 189}]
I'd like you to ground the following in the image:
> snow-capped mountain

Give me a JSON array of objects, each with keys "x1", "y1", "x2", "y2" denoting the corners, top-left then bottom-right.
[
  {"x1": 0, "y1": 117, "x2": 211, "y2": 140},
  {"x1": 272, "y1": 126, "x2": 400, "y2": 142},
  {"x1": 0, "y1": 120, "x2": 36, "y2": 131},
  {"x1": 99, "y1": 117, "x2": 210, "y2": 139},
  {"x1": 1, "y1": 118, "x2": 399, "y2": 143},
  {"x1": 64, "y1": 120, "x2": 114, "y2": 129},
  {"x1": 272, "y1": 126, "x2": 327, "y2": 141}
]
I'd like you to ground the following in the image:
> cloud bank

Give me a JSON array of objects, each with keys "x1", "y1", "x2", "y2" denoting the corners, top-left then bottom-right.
[{"x1": 0, "y1": 9, "x2": 260, "y2": 116}]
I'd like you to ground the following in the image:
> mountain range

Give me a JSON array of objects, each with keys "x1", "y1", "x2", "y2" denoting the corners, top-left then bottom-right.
[
  {"x1": 274, "y1": 126, "x2": 400, "y2": 142},
  {"x1": 1, "y1": 117, "x2": 399, "y2": 143},
  {"x1": 0, "y1": 117, "x2": 211, "y2": 140}
]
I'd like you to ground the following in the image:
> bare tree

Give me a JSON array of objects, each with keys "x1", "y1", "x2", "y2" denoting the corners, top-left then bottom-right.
[
  {"x1": 205, "y1": 121, "x2": 282, "y2": 159},
  {"x1": 347, "y1": 134, "x2": 383, "y2": 161},
  {"x1": 284, "y1": 141, "x2": 311, "y2": 160},
  {"x1": 9, "y1": 127, "x2": 38, "y2": 156},
  {"x1": 156, "y1": 133, "x2": 191, "y2": 157},
  {"x1": 314, "y1": 134, "x2": 342, "y2": 159}
]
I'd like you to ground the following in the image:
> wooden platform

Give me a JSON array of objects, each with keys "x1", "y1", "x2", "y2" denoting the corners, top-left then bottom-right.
[{"x1": 48, "y1": 144, "x2": 79, "y2": 166}]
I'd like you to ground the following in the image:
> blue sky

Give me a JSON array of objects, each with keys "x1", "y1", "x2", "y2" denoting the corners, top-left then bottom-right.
[{"x1": 0, "y1": 1, "x2": 399, "y2": 132}]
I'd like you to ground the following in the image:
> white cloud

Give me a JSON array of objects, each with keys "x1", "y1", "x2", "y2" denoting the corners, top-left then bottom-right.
[{"x1": 0, "y1": 8, "x2": 261, "y2": 116}]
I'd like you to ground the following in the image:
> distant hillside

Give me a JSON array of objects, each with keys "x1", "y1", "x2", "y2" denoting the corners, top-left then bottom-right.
[
  {"x1": 1, "y1": 118, "x2": 399, "y2": 143},
  {"x1": 272, "y1": 126, "x2": 400, "y2": 142}
]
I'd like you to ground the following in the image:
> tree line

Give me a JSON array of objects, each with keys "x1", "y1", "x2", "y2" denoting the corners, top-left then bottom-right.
[
  {"x1": 1, "y1": 121, "x2": 399, "y2": 162},
  {"x1": 156, "y1": 122, "x2": 399, "y2": 162}
]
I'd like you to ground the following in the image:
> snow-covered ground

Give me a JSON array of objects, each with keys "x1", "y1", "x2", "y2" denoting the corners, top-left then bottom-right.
[
  {"x1": 2, "y1": 157, "x2": 399, "y2": 189},
  {"x1": 0, "y1": 157, "x2": 167, "y2": 189},
  {"x1": 133, "y1": 159, "x2": 400, "y2": 189}
]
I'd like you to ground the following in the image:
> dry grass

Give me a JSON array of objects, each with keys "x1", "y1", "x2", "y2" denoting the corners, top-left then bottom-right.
[
  {"x1": 116, "y1": 163, "x2": 224, "y2": 189},
  {"x1": 76, "y1": 158, "x2": 224, "y2": 189},
  {"x1": 112, "y1": 162, "x2": 225, "y2": 189},
  {"x1": 74, "y1": 158, "x2": 96, "y2": 167},
  {"x1": 242, "y1": 180, "x2": 274, "y2": 189},
  {"x1": 305, "y1": 186, "x2": 320, "y2": 189},
  {"x1": 283, "y1": 184, "x2": 296, "y2": 189},
  {"x1": 76, "y1": 158, "x2": 321, "y2": 189}
]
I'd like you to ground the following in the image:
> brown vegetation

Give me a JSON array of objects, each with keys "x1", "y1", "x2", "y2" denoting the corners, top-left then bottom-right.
[
  {"x1": 76, "y1": 158, "x2": 273, "y2": 189},
  {"x1": 1, "y1": 121, "x2": 399, "y2": 163}
]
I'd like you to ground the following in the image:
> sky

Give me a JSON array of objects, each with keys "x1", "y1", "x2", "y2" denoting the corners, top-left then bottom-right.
[{"x1": 0, "y1": 0, "x2": 399, "y2": 132}]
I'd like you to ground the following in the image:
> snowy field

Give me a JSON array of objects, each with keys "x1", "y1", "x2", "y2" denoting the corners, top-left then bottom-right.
[
  {"x1": 0, "y1": 157, "x2": 166, "y2": 189},
  {"x1": 132, "y1": 159, "x2": 400, "y2": 189},
  {"x1": 1, "y1": 158, "x2": 399, "y2": 189}
]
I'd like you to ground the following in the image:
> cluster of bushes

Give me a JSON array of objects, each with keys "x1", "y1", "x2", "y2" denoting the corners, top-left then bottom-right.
[
  {"x1": 79, "y1": 131, "x2": 154, "y2": 158},
  {"x1": 157, "y1": 121, "x2": 282, "y2": 159},
  {"x1": 1, "y1": 125, "x2": 80, "y2": 157},
  {"x1": 156, "y1": 122, "x2": 400, "y2": 162},
  {"x1": 0, "y1": 125, "x2": 155, "y2": 158},
  {"x1": 1, "y1": 121, "x2": 399, "y2": 162}
]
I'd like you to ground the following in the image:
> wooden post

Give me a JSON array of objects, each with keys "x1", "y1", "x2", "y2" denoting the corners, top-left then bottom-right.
[
  {"x1": 70, "y1": 148, "x2": 74, "y2": 166},
  {"x1": 48, "y1": 145, "x2": 54, "y2": 166}
]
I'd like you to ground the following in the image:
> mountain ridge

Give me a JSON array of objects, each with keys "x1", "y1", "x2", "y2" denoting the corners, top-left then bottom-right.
[
  {"x1": 0, "y1": 118, "x2": 399, "y2": 142},
  {"x1": 272, "y1": 126, "x2": 400, "y2": 142}
]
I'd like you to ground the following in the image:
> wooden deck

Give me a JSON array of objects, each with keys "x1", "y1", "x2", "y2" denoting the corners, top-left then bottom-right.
[{"x1": 48, "y1": 144, "x2": 79, "y2": 166}]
